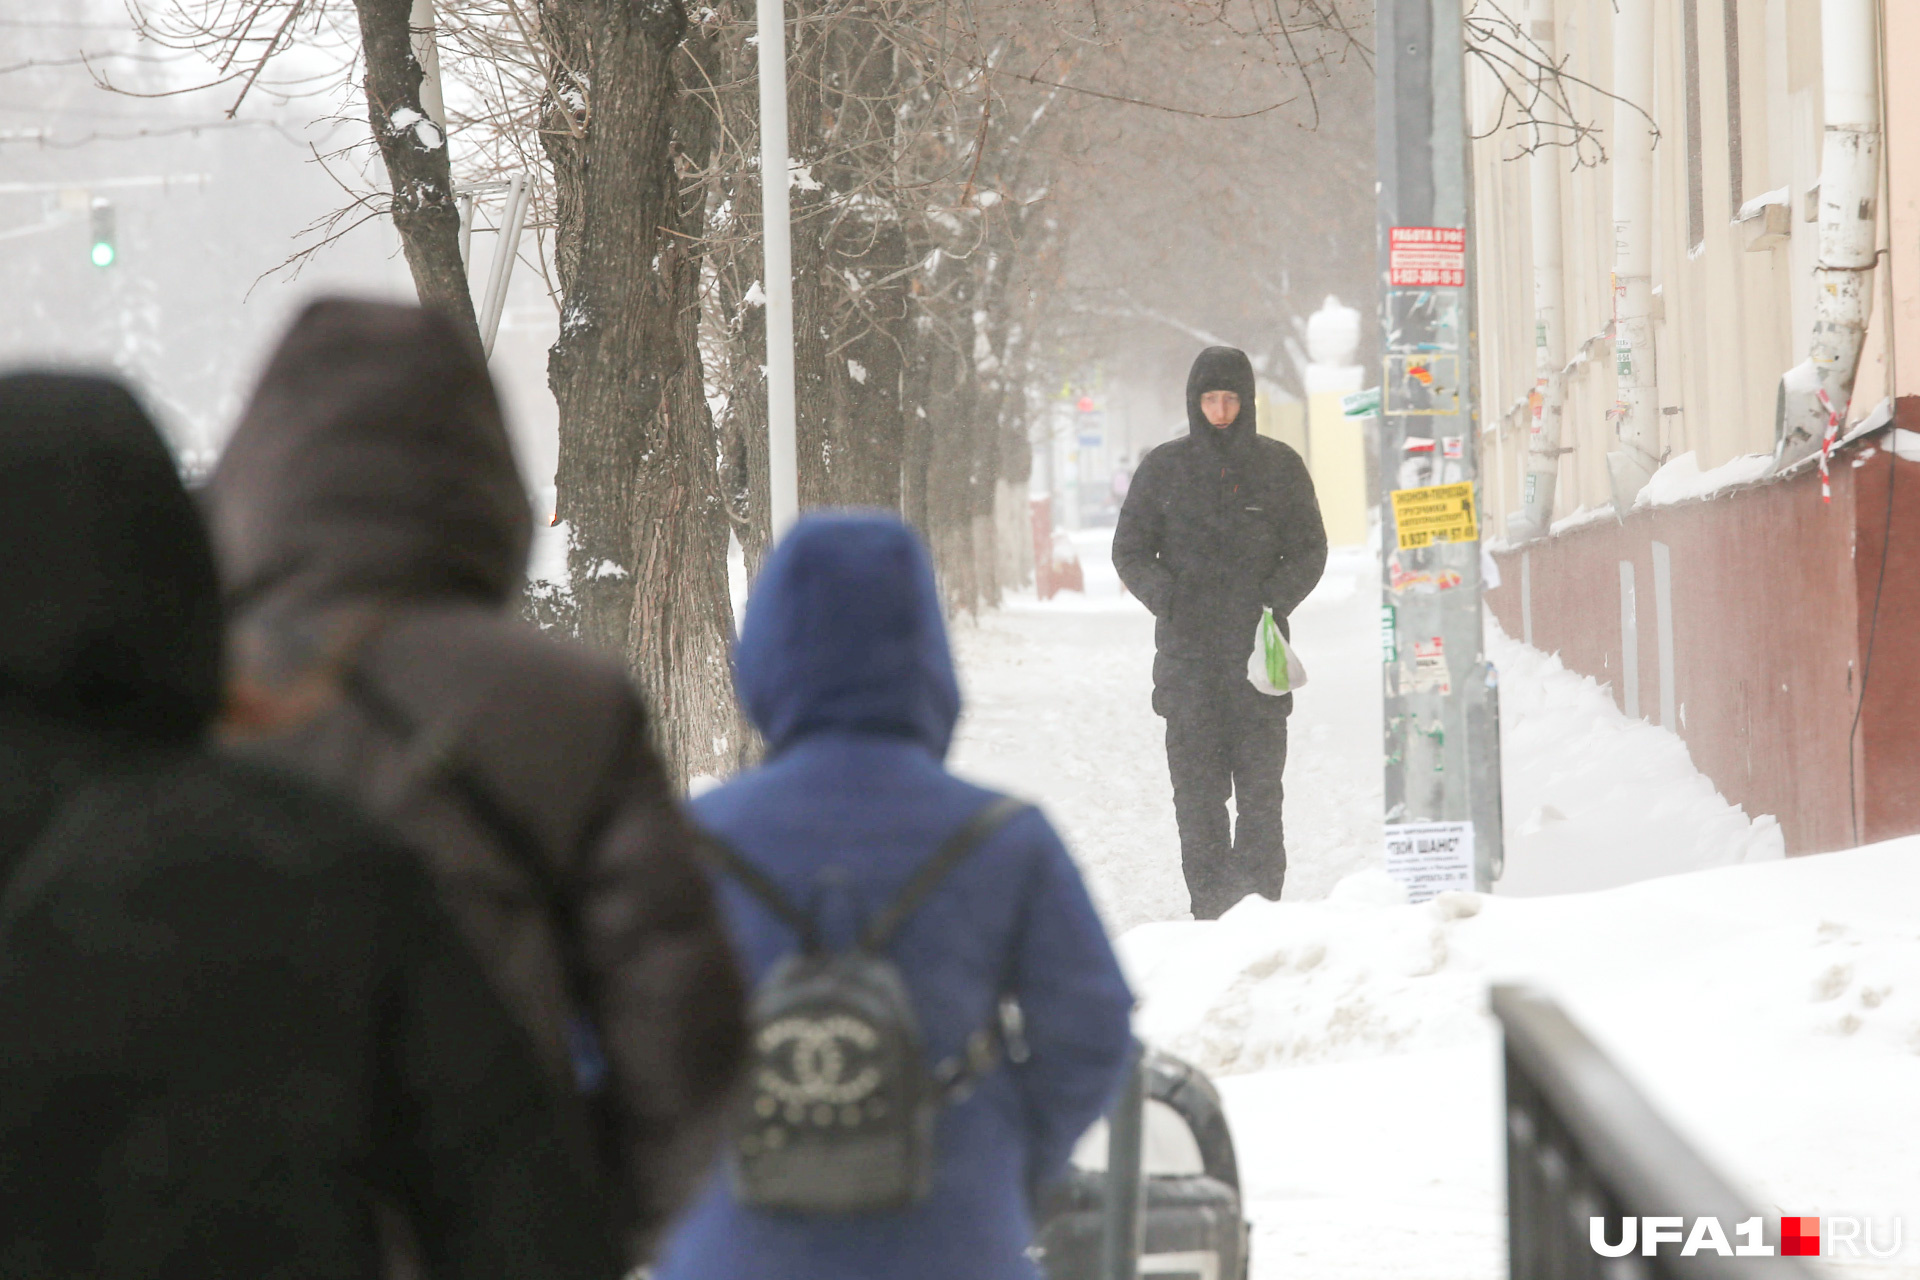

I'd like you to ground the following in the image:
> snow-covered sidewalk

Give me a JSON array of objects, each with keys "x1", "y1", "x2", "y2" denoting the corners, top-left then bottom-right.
[
  {"x1": 948, "y1": 528, "x2": 1783, "y2": 918},
  {"x1": 949, "y1": 529, "x2": 1913, "y2": 1278}
]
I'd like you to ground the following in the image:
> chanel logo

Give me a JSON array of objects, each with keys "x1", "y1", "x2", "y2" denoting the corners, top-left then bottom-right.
[{"x1": 755, "y1": 1015, "x2": 884, "y2": 1108}]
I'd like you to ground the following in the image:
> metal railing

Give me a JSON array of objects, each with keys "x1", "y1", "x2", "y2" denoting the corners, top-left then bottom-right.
[
  {"x1": 1493, "y1": 986, "x2": 1815, "y2": 1279},
  {"x1": 1101, "y1": 1042, "x2": 1147, "y2": 1280}
]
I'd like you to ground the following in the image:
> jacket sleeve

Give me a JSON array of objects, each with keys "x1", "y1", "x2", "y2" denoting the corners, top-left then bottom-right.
[
  {"x1": 578, "y1": 707, "x2": 749, "y2": 1255},
  {"x1": 1005, "y1": 814, "x2": 1136, "y2": 1192},
  {"x1": 382, "y1": 855, "x2": 622, "y2": 1280},
  {"x1": 1111, "y1": 457, "x2": 1174, "y2": 616},
  {"x1": 1261, "y1": 449, "x2": 1329, "y2": 620}
]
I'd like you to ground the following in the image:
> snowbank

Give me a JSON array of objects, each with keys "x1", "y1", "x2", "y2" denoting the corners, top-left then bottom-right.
[
  {"x1": 1488, "y1": 616, "x2": 1784, "y2": 894},
  {"x1": 1123, "y1": 844, "x2": 1920, "y2": 1277}
]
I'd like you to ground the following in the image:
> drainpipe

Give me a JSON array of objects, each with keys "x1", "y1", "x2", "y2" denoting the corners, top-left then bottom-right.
[
  {"x1": 1513, "y1": 0, "x2": 1567, "y2": 540},
  {"x1": 1607, "y1": 0, "x2": 1662, "y2": 510},
  {"x1": 1775, "y1": 0, "x2": 1882, "y2": 466}
]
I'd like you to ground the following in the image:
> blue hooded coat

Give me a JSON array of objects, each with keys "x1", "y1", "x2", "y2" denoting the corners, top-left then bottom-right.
[{"x1": 654, "y1": 513, "x2": 1135, "y2": 1280}]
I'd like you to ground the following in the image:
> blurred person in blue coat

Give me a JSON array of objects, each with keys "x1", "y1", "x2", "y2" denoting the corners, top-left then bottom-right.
[{"x1": 653, "y1": 512, "x2": 1135, "y2": 1280}]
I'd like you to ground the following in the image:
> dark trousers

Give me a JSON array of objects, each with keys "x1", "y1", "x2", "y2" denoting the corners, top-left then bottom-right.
[{"x1": 1160, "y1": 674, "x2": 1290, "y2": 920}]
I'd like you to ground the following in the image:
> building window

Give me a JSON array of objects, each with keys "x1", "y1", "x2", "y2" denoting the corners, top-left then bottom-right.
[
  {"x1": 1724, "y1": 0, "x2": 1744, "y2": 216},
  {"x1": 1684, "y1": 0, "x2": 1706, "y2": 252}
]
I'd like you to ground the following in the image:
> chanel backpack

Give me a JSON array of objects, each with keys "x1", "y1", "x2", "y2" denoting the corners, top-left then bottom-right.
[{"x1": 702, "y1": 797, "x2": 1028, "y2": 1215}]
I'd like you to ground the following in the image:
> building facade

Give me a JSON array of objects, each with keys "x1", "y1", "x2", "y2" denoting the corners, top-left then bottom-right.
[{"x1": 1469, "y1": 0, "x2": 1920, "y2": 854}]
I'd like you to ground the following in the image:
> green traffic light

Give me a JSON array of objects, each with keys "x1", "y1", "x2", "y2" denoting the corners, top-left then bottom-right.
[{"x1": 90, "y1": 241, "x2": 115, "y2": 268}]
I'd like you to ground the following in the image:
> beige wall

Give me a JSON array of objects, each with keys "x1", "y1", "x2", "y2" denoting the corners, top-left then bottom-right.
[{"x1": 1469, "y1": 0, "x2": 1906, "y2": 534}]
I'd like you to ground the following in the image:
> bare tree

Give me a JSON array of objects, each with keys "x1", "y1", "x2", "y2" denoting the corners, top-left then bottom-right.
[
  {"x1": 116, "y1": 0, "x2": 1389, "y2": 770},
  {"x1": 353, "y1": 0, "x2": 477, "y2": 341}
]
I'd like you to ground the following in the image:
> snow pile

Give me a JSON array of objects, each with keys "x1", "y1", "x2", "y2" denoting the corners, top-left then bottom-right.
[
  {"x1": 1488, "y1": 616, "x2": 1784, "y2": 894},
  {"x1": 1633, "y1": 449, "x2": 1777, "y2": 508},
  {"x1": 1121, "y1": 845, "x2": 1920, "y2": 1277},
  {"x1": 1123, "y1": 877, "x2": 1489, "y2": 1075}
]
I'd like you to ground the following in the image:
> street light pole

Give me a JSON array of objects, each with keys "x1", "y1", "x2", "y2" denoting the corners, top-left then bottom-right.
[
  {"x1": 1376, "y1": 0, "x2": 1503, "y2": 899},
  {"x1": 758, "y1": 0, "x2": 799, "y2": 538}
]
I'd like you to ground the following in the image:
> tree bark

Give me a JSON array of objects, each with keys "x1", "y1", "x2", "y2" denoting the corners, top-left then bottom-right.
[
  {"x1": 920, "y1": 259, "x2": 982, "y2": 613},
  {"x1": 351, "y1": 0, "x2": 478, "y2": 347},
  {"x1": 784, "y1": 0, "x2": 840, "y2": 509},
  {"x1": 821, "y1": 9, "x2": 909, "y2": 510},
  {"x1": 712, "y1": 6, "x2": 774, "y2": 576},
  {"x1": 539, "y1": 0, "x2": 741, "y2": 787}
]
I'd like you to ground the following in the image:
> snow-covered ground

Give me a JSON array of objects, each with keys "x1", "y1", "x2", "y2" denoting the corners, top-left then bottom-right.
[
  {"x1": 949, "y1": 527, "x2": 1916, "y2": 1279},
  {"x1": 1127, "y1": 846, "x2": 1920, "y2": 1278}
]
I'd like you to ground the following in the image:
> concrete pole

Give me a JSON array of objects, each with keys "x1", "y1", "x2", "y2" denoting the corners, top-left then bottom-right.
[
  {"x1": 1515, "y1": 0, "x2": 1567, "y2": 539},
  {"x1": 1377, "y1": 0, "x2": 1503, "y2": 896},
  {"x1": 1607, "y1": 0, "x2": 1662, "y2": 510},
  {"x1": 758, "y1": 0, "x2": 800, "y2": 538},
  {"x1": 408, "y1": 0, "x2": 446, "y2": 129}
]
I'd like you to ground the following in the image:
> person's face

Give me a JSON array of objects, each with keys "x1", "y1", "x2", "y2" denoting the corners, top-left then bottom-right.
[{"x1": 1200, "y1": 389, "x2": 1242, "y2": 427}]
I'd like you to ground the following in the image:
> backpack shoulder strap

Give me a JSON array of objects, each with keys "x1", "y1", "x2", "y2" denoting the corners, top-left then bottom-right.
[
  {"x1": 337, "y1": 663, "x2": 589, "y2": 988},
  {"x1": 861, "y1": 796, "x2": 1029, "y2": 953},
  {"x1": 697, "y1": 836, "x2": 821, "y2": 953}
]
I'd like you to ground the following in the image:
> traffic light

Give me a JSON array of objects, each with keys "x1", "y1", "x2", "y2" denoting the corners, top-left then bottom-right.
[{"x1": 89, "y1": 198, "x2": 115, "y2": 268}]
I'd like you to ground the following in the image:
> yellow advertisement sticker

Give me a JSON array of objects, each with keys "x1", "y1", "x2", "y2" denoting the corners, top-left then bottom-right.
[{"x1": 1390, "y1": 482, "x2": 1479, "y2": 550}]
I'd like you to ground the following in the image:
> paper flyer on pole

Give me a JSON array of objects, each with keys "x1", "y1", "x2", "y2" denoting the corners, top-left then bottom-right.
[{"x1": 1385, "y1": 821, "x2": 1475, "y2": 903}]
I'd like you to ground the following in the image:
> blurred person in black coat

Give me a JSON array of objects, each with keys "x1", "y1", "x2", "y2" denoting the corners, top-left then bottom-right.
[
  {"x1": 1112, "y1": 347, "x2": 1327, "y2": 918},
  {"x1": 0, "y1": 372, "x2": 618, "y2": 1280},
  {"x1": 205, "y1": 299, "x2": 748, "y2": 1261}
]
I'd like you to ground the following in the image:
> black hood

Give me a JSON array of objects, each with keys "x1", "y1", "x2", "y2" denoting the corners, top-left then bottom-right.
[
  {"x1": 1185, "y1": 345, "x2": 1258, "y2": 444},
  {"x1": 207, "y1": 298, "x2": 530, "y2": 626},
  {"x1": 0, "y1": 373, "x2": 222, "y2": 742}
]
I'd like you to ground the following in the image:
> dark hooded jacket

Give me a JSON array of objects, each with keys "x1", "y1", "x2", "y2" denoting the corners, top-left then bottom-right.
[
  {"x1": 1112, "y1": 346, "x2": 1328, "y2": 699},
  {"x1": 0, "y1": 373, "x2": 616, "y2": 1280},
  {"x1": 653, "y1": 513, "x2": 1135, "y2": 1280},
  {"x1": 203, "y1": 299, "x2": 747, "y2": 1255}
]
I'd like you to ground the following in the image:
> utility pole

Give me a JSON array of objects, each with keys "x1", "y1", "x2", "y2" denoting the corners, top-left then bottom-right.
[
  {"x1": 758, "y1": 0, "x2": 799, "y2": 538},
  {"x1": 1376, "y1": 0, "x2": 1502, "y2": 900}
]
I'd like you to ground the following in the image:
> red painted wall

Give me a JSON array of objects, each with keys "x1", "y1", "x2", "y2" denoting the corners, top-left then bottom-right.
[{"x1": 1486, "y1": 409, "x2": 1920, "y2": 855}]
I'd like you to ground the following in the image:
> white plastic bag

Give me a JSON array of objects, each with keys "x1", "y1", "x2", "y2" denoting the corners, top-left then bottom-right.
[{"x1": 1248, "y1": 607, "x2": 1308, "y2": 695}]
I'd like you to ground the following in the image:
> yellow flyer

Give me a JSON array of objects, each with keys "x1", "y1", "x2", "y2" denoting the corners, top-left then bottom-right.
[{"x1": 1390, "y1": 482, "x2": 1478, "y2": 549}]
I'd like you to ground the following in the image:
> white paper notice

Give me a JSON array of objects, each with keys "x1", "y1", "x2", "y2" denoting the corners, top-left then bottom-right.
[{"x1": 1384, "y1": 821, "x2": 1475, "y2": 903}]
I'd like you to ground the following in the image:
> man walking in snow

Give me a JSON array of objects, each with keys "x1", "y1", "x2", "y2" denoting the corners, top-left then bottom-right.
[{"x1": 1113, "y1": 346, "x2": 1327, "y2": 919}]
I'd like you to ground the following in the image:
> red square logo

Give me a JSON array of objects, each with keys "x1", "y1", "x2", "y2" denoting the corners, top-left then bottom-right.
[{"x1": 1782, "y1": 1217, "x2": 1821, "y2": 1257}]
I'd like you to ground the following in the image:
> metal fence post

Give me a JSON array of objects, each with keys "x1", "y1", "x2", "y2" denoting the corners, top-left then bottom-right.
[{"x1": 1101, "y1": 1042, "x2": 1146, "y2": 1280}]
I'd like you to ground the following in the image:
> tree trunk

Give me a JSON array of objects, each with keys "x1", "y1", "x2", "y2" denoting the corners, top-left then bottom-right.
[
  {"x1": 351, "y1": 0, "x2": 477, "y2": 346},
  {"x1": 822, "y1": 11, "x2": 910, "y2": 510},
  {"x1": 921, "y1": 263, "x2": 982, "y2": 614},
  {"x1": 539, "y1": 0, "x2": 740, "y2": 787},
  {"x1": 713, "y1": 7, "x2": 773, "y2": 577},
  {"x1": 784, "y1": 0, "x2": 841, "y2": 509}
]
